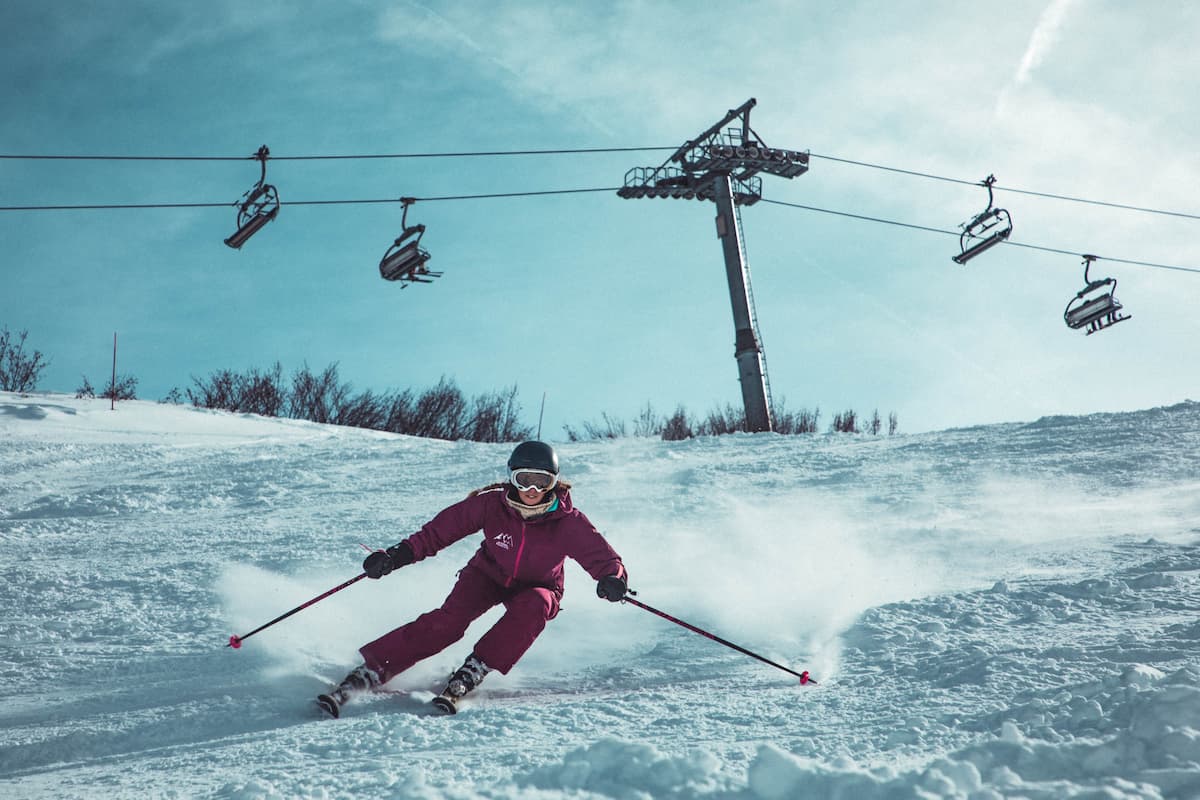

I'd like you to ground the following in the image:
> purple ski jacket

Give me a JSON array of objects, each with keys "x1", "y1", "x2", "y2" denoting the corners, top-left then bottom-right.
[{"x1": 400, "y1": 485, "x2": 625, "y2": 597}]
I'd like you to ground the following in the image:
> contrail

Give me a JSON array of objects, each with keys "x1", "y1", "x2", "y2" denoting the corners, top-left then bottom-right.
[{"x1": 1015, "y1": 0, "x2": 1080, "y2": 84}]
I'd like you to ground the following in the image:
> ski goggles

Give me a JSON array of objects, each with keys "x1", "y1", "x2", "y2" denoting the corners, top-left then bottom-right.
[{"x1": 510, "y1": 468, "x2": 558, "y2": 492}]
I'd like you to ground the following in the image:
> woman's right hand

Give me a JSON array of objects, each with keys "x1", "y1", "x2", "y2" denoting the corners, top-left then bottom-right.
[{"x1": 363, "y1": 541, "x2": 415, "y2": 579}]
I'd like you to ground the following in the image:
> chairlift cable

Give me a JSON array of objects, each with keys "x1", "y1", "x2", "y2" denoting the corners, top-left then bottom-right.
[
  {"x1": 761, "y1": 198, "x2": 1200, "y2": 275},
  {"x1": 0, "y1": 146, "x2": 674, "y2": 162},
  {"x1": 0, "y1": 201, "x2": 233, "y2": 211},
  {"x1": 0, "y1": 187, "x2": 620, "y2": 212},
  {"x1": 407, "y1": 187, "x2": 619, "y2": 202},
  {"x1": 2, "y1": 145, "x2": 1196, "y2": 220},
  {"x1": 808, "y1": 152, "x2": 1200, "y2": 222},
  {"x1": 2, "y1": 185, "x2": 1196, "y2": 275},
  {"x1": 275, "y1": 147, "x2": 674, "y2": 161}
]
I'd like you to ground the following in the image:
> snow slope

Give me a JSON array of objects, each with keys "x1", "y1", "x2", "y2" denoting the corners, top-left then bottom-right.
[{"x1": 1, "y1": 392, "x2": 1198, "y2": 799}]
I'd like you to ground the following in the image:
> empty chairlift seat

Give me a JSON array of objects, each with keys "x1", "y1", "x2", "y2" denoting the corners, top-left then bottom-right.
[
  {"x1": 224, "y1": 145, "x2": 281, "y2": 250},
  {"x1": 952, "y1": 174, "x2": 1013, "y2": 265}
]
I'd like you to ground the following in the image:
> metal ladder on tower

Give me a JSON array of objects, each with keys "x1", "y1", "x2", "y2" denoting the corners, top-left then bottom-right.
[{"x1": 734, "y1": 202, "x2": 774, "y2": 420}]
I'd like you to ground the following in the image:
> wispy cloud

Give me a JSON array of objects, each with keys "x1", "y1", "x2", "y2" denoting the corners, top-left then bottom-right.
[
  {"x1": 1014, "y1": 0, "x2": 1080, "y2": 85},
  {"x1": 377, "y1": 1, "x2": 618, "y2": 134}
]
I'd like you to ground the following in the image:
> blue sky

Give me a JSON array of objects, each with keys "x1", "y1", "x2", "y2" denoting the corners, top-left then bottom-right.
[{"x1": 3, "y1": 0, "x2": 1198, "y2": 437}]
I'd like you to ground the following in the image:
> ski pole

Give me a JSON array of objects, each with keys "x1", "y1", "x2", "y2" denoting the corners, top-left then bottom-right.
[
  {"x1": 227, "y1": 572, "x2": 367, "y2": 649},
  {"x1": 622, "y1": 593, "x2": 816, "y2": 685}
]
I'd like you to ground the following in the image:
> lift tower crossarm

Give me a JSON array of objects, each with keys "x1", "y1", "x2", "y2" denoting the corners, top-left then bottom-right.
[{"x1": 671, "y1": 98, "x2": 758, "y2": 165}]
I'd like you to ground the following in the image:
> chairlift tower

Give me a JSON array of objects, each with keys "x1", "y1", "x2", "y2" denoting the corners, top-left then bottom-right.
[{"x1": 619, "y1": 98, "x2": 809, "y2": 432}]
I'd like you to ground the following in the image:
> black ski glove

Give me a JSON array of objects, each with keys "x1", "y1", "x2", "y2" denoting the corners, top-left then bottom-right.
[
  {"x1": 596, "y1": 573, "x2": 627, "y2": 602},
  {"x1": 363, "y1": 541, "x2": 416, "y2": 579}
]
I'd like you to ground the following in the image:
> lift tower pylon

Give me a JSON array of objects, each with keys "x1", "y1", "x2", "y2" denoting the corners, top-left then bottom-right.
[
  {"x1": 712, "y1": 174, "x2": 771, "y2": 432},
  {"x1": 618, "y1": 98, "x2": 809, "y2": 432}
]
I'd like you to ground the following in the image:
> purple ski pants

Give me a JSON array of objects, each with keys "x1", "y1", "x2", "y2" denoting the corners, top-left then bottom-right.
[{"x1": 359, "y1": 563, "x2": 560, "y2": 682}]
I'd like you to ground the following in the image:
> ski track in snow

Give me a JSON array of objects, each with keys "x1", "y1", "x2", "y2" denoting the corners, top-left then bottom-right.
[{"x1": 1, "y1": 392, "x2": 1199, "y2": 799}]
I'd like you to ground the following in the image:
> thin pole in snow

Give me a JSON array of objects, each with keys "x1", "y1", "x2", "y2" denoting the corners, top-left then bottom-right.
[
  {"x1": 111, "y1": 332, "x2": 117, "y2": 411},
  {"x1": 536, "y1": 392, "x2": 546, "y2": 439}
]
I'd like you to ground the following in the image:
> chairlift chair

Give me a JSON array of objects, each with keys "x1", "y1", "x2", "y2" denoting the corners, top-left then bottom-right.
[
  {"x1": 224, "y1": 145, "x2": 280, "y2": 249},
  {"x1": 1064, "y1": 255, "x2": 1131, "y2": 334},
  {"x1": 952, "y1": 174, "x2": 1013, "y2": 265},
  {"x1": 379, "y1": 198, "x2": 442, "y2": 287}
]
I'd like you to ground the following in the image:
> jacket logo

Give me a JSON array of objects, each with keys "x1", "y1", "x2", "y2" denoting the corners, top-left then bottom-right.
[{"x1": 493, "y1": 532, "x2": 514, "y2": 551}]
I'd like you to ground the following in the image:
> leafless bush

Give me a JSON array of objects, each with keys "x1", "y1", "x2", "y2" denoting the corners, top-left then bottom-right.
[
  {"x1": 232, "y1": 363, "x2": 285, "y2": 416},
  {"x1": 383, "y1": 389, "x2": 418, "y2": 434},
  {"x1": 831, "y1": 409, "x2": 860, "y2": 433},
  {"x1": 703, "y1": 403, "x2": 746, "y2": 435},
  {"x1": 102, "y1": 374, "x2": 138, "y2": 401},
  {"x1": 187, "y1": 369, "x2": 235, "y2": 410},
  {"x1": 410, "y1": 377, "x2": 469, "y2": 439},
  {"x1": 187, "y1": 363, "x2": 285, "y2": 416},
  {"x1": 334, "y1": 388, "x2": 390, "y2": 430},
  {"x1": 563, "y1": 412, "x2": 627, "y2": 441},
  {"x1": 567, "y1": 399, "x2": 885, "y2": 440},
  {"x1": 0, "y1": 327, "x2": 49, "y2": 393},
  {"x1": 584, "y1": 412, "x2": 627, "y2": 439},
  {"x1": 632, "y1": 403, "x2": 663, "y2": 438},
  {"x1": 770, "y1": 398, "x2": 820, "y2": 434},
  {"x1": 468, "y1": 385, "x2": 532, "y2": 443},
  {"x1": 288, "y1": 363, "x2": 347, "y2": 424},
  {"x1": 661, "y1": 405, "x2": 694, "y2": 441}
]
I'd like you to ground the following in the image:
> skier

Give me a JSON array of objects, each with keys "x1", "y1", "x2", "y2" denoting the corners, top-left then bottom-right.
[{"x1": 318, "y1": 440, "x2": 628, "y2": 716}]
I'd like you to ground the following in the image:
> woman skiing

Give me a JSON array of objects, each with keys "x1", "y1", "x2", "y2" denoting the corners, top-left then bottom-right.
[{"x1": 318, "y1": 440, "x2": 628, "y2": 716}]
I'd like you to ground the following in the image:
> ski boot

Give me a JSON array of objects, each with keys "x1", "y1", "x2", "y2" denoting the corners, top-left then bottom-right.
[
  {"x1": 432, "y1": 655, "x2": 490, "y2": 715},
  {"x1": 317, "y1": 664, "x2": 382, "y2": 718}
]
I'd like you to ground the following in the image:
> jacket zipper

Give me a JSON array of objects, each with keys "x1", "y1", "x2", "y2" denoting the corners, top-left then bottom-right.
[{"x1": 505, "y1": 521, "x2": 527, "y2": 587}]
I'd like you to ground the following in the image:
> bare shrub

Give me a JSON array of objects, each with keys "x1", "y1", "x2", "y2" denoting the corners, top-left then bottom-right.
[
  {"x1": 661, "y1": 405, "x2": 694, "y2": 441},
  {"x1": 771, "y1": 398, "x2": 819, "y2": 434},
  {"x1": 831, "y1": 409, "x2": 860, "y2": 434},
  {"x1": 383, "y1": 389, "x2": 418, "y2": 434},
  {"x1": 468, "y1": 385, "x2": 532, "y2": 443},
  {"x1": 0, "y1": 327, "x2": 49, "y2": 393},
  {"x1": 102, "y1": 374, "x2": 139, "y2": 401},
  {"x1": 703, "y1": 403, "x2": 746, "y2": 435},
  {"x1": 334, "y1": 388, "x2": 390, "y2": 430},
  {"x1": 412, "y1": 377, "x2": 469, "y2": 440},
  {"x1": 632, "y1": 402, "x2": 663, "y2": 438},
  {"x1": 187, "y1": 363, "x2": 285, "y2": 416},
  {"x1": 582, "y1": 412, "x2": 627, "y2": 439},
  {"x1": 289, "y1": 363, "x2": 346, "y2": 424}
]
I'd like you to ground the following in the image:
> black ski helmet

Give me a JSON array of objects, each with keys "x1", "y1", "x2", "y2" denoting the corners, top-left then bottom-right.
[{"x1": 507, "y1": 441, "x2": 559, "y2": 475}]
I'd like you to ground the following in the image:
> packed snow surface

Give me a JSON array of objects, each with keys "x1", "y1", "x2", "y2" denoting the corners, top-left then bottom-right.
[{"x1": 2, "y1": 392, "x2": 1199, "y2": 799}]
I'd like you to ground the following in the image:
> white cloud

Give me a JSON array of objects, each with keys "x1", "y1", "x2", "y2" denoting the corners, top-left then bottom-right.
[{"x1": 1013, "y1": 0, "x2": 1080, "y2": 85}]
